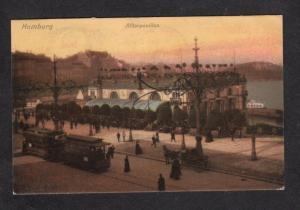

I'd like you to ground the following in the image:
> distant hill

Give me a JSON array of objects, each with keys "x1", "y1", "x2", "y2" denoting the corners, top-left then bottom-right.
[
  {"x1": 12, "y1": 50, "x2": 132, "y2": 85},
  {"x1": 12, "y1": 51, "x2": 53, "y2": 85},
  {"x1": 12, "y1": 51, "x2": 283, "y2": 87},
  {"x1": 233, "y1": 62, "x2": 283, "y2": 81}
]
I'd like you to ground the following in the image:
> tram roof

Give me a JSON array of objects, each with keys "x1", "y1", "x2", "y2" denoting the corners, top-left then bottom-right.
[{"x1": 85, "y1": 99, "x2": 163, "y2": 111}]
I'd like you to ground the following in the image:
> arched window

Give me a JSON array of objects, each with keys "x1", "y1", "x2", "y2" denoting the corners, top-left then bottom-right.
[
  {"x1": 129, "y1": 92, "x2": 138, "y2": 100},
  {"x1": 110, "y1": 91, "x2": 119, "y2": 99},
  {"x1": 149, "y1": 92, "x2": 161, "y2": 101}
]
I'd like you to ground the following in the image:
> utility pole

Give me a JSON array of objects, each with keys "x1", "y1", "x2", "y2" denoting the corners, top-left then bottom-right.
[
  {"x1": 53, "y1": 55, "x2": 59, "y2": 130},
  {"x1": 193, "y1": 37, "x2": 204, "y2": 157}
]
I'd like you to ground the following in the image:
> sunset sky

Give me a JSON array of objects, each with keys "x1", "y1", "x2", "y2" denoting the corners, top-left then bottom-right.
[{"x1": 11, "y1": 16, "x2": 282, "y2": 65}]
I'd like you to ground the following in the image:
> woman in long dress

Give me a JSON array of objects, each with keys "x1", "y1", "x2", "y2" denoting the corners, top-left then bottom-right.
[{"x1": 124, "y1": 155, "x2": 130, "y2": 172}]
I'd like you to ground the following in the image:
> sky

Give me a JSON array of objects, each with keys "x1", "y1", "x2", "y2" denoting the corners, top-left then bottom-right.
[{"x1": 11, "y1": 16, "x2": 283, "y2": 65}]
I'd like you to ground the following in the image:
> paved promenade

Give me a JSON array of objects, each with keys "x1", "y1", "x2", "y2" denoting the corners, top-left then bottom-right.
[{"x1": 14, "y1": 118, "x2": 284, "y2": 184}]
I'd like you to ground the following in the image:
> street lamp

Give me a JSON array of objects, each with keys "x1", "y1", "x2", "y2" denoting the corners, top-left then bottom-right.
[{"x1": 248, "y1": 124, "x2": 258, "y2": 161}]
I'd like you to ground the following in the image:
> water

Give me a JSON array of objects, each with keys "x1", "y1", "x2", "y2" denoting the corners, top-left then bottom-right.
[{"x1": 247, "y1": 80, "x2": 283, "y2": 110}]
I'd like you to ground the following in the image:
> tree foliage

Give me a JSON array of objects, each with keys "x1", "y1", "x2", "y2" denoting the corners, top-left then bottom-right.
[
  {"x1": 111, "y1": 105, "x2": 122, "y2": 119},
  {"x1": 157, "y1": 102, "x2": 172, "y2": 126},
  {"x1": 173, "y1": 105, "x2": 188, "y2": 126},
  {"x1": 144, "y1": 110, "x2": 157, "y2": 124},
  {"x1": 99, "y1": 104, "x2": 111, "y2": 116},
  {"x1": 205, "y1": 109, "x2": 224, "y2": 131}
]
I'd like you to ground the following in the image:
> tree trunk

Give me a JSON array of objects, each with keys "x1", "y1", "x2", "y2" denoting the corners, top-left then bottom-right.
[{"x1": 194, "y1": 98, "x2": 203, "y2": 157}]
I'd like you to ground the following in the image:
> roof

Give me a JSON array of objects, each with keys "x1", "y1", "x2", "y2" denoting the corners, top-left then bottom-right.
[
  {"x1": 85, "y1": 99, "x2": 163, "y2": 111},
  {"x1": 100, "y1": 79, "x2": 173, "y2": 89},
  {"x1": 25, "y1": 128, "x2": 64, "y2": 135},
  {"x1": 66, "y1": 134, "x2": 109, "y2": 145}
]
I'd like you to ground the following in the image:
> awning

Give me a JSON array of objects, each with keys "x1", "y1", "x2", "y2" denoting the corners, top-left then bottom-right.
[{"x1": 85, "y1": 99, "x2": 163, "y2": 111}]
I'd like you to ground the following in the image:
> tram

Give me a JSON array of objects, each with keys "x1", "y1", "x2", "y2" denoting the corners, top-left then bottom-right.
[
  {"x1": 63, "y1": 135, "x2": 111, "y2": 171},
  {"x1": 22, "y1": 128, "x2": 65, "y2": 161}
]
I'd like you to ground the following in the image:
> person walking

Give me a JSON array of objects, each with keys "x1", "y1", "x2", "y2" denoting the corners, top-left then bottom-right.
[
  {"x1": 110, "y1": 145, "x2": 115, "y2": 158},
  {"x1": 117, "y1": 132, "x2": 121, "y2": 143},
  {"x1": 156, "y1": 131, "x2": 160, "y2": 143},
  {"x1": 170, "y1": 158, "x2": 181, "y2": 180},
  {"x1": 122, "y1": 130, "x2": 126, "y2": 142},
  {"x1": 152, "y1": 134, "x2": 157, "y2": 148},
  {"x1": 171, "y1": 130, "x2": 176, "y2": 142},
  {"x1": 70, "y1": 120, "x2": 74, "y2": 129},
  {"x1": 107, "y1": 145, "x2": 115, "y2": 159},
  {"x1": 74, "y1": 118, "x2": 78, "y2": 129},
  {"x1": 124, "y1": 155, "x2": 130, "y2": 172},
  {"x1": 158, "y1": 174, "x2": 166, "y2": 191},
  {"x1": 135, "y1": 141, "x2": 143, "y2": 155}
]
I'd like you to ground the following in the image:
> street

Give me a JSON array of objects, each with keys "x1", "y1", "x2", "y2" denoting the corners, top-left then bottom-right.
[
  {"x1": 13, "y1": 153, "x2": 280, "y2": 194},
  {"x1": 13, "y1": 117, "x2": 284, "y2": 193}
]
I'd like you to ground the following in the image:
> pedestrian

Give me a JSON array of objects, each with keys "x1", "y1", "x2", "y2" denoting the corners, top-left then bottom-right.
[
  {"x1": 171, "y1": 130, "x2": 176, "y2": 142},
  {"x1": 152, "y1": 134, "x2": 157, "y2": 148},
  {"x1": 70, "y1": 120, "x2": 74, "y2": 129},
  {"x1": 135, "y1": 141, "x2": 143, "y2": 155},
  {"x1": 110, "y1": 145, "x2": 115, "y2": 158},
  {"x1": 74, "y1": 119, "x2": 78, "y2": 129},
  {"x1": 124, "y1": 155, "x2": 130, "y2": 172},
  {"x1": 41, "y1": 119, "x2": 45, "y2": 129},
  {"x1": 107, "y1": 145, "x2": 115, "y2": 159},
  {"x1": 95, "y1": 121, "x2": 100, "y2": 133},
  {"x1": 156, "y1": 131, "x2": 160, "y2": 143},
  {"x1": 170, "y1": 158, "x2": 181, "y2": 180},
  {"x1": 122, "y1": 130, "x2": 126, "y2": 142},
  {"x1": 158, "y1": 174, "x2": 165, "y2": 191},
  {"x1": 61, "y1": 120, "x2": 65, "y2": 128},
  {"x1": 117, "y1": 132, "x2": 121, "y2": 142}
]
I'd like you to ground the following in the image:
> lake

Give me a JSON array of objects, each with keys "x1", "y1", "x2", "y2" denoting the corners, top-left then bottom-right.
[{"x1": 247, "y1": 80, "x2": 283, "y2": 110}]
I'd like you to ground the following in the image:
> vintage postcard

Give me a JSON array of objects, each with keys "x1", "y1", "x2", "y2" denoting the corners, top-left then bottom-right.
[{"x1": 12, "y1": 16, "x2": 283, "y2": 194}]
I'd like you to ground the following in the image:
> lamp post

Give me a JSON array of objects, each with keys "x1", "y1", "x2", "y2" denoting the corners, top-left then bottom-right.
[
  {"x1": 247, "y1": 110, "x2": 258, "y2": 161},
  {"x1": 251, "y1": 132, "x2": 257, "y2": 161},
  {"x1": 181, "y1": 123, "x2": 187, "y2": 151},
  {"x1": 128, "y1": 116, "x2": 133, "y2": 142}
]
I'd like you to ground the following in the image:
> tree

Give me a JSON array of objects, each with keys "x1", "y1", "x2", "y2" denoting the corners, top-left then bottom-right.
[
  {"x1": 223, "y1": 109, "x2": 247, "y2": 140},
  {"x1": 82, "y1": 106, "x2": 91, "y2": 114},
  {"x1": 173, "y1": 105, "x2": 189, "y2": 148},
  {"x1": 172, "y1": 105, "x2": 188, "y2": 126},
  {"x1": 136, "y1": 38, "x2": 246, "y2": 158},
  {"x1": 99, "y1": 104, "x2": 111, "y2": 116},
  {"x1": 111, "y1": 105, "x2": 122, "y2": 118},
  {"x1": 205, "y1": 110, "x2": 224, "y2": 141},
  {"x1": 111, "y1": 105, "x2": 122, "y2": 127},
  {"x1": 186, "y1": 70, "x2": 246, "y2": 155},
  {"x1": 144, "y1": 110, "x2": 157, "y2": 124},
  {"x1": 188, "y1": 105, "x2": 196, "y2": 128},
  {"x1": 157, "y1": 102, "x2": 172, "y2": 126},
  {"x1": 92, "y1": 105, "x2": 101, "y2": 115},
  {"x1": 205, "y1": 110, "x2": 224, "y2": 131},
  {"x1": 122, "y1": 107, "x2": 131, "y2": 119},
  {"x1": 134, "y1": 109, "x2": 145, "y2": 119},
  {"x1": 64, "y1": 101, "x2": 81, "y2": 116}
]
